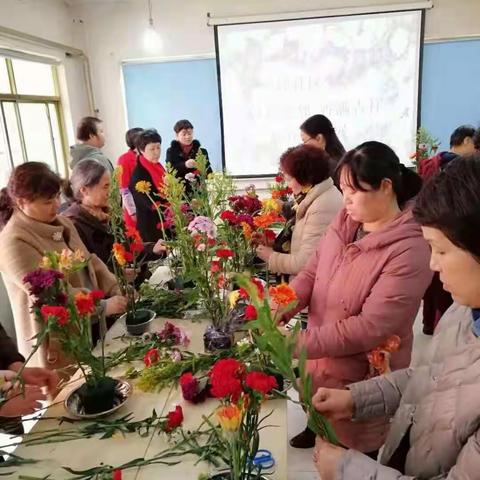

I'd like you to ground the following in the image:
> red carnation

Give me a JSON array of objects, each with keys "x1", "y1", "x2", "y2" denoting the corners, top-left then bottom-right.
[
  {"x1": 112, "y1": 470, "x2": 122, "y2": 480},
  {"x1": 275, "y1": 174, "x2": 283, "y2": 183},
  {"x1": 245, "y1": 371, "x2": 278, "y2": 394},
  {"x1": 220, "y1": 210, "x2": 238, "y2": 225},
  {"x1": 244, "y1": 304, "x2": 258, "y2": 321},
  {"x1": 40, "y1": 305, "x2": 69, "y2": 326},
  {"x1": 164, "y1": 405, "x2": 183, "y2": 432},
  {"x1": 264, "y1": 229, "x2": 276, "y2": 245},
  {"x1": 124, "y1": 251, "x2": 134, "y2": 263},
  {"x1": 144, "y1": 348, "x2": 160, "y2": 367},
  {"x1": 74, "y1": 292, "x2": 95, "y2": 316},
  {"x1": 210, "y1": 260, "x2": 221, "y2": 273},
  {"x1": 209, "y1": 359, "x2": 245, "y2": 401},
  {"x1": 180, "y1": 372, "x2": 209, "y2": 404},
  {"x1": 239, "y1": 278, "x2": 265, "y2": 300},
  {"x1": 90, "y1": 290, "x2": 105, "y2": 301},
  {"x1": 216, "y1": 248, "x2": 234, "y2": 259},
  {"x1": 130, "y1": 240, "x2": 144, "y2": 253}
]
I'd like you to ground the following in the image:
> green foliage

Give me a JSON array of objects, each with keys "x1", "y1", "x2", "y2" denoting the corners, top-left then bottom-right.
[{"x1": 237, "y1": 275, "x2": 338, "y2": 445}]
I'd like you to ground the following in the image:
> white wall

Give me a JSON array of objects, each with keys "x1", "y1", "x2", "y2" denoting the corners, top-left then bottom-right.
[
  {"x1": 70, "y1": 0, "x2": 480, "y2": 163},
  {"x1": 0, "y1": 0, "x2": 92, "y2": 145},
  {"x1": 0, "y1": 0, "x2": 91, "y2": 341}
]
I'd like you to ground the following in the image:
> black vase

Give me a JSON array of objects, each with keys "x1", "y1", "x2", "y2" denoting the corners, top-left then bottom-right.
[
  {"x1": 203, "y1": 326, "x2": 233, "y2": 352},
  {"x1": 126, "y1": 309, "x2": 154, "y2": 335},
  {"x1": 77, "y1": 377, "x2": 117, "y2": 414}
]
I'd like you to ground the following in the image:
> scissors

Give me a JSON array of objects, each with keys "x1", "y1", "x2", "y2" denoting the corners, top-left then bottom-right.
[{"x1": 251, "y1": 449, "x2": 275, "y2": 470}]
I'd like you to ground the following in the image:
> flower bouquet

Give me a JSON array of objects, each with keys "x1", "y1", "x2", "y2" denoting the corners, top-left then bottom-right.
[
  {"x1": 269, "y1": 173, "x2": 292, "y2": 202},
  {"x1": 23, "y1": 250, "x2": 122, "y2": 415},
  {"x1": 208, "y1": 358, "x2": 278, "y2": 480}
]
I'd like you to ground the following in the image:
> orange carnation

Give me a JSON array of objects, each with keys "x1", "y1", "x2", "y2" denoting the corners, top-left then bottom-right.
[
  {"x1": 268, "y1": 283, "x2": 297, "y2": 306},
  {"x1": 253, "y1": 212, "x2": 285, "y2": 230}
]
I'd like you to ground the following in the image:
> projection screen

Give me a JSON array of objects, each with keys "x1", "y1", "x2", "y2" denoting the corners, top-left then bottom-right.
[{"x1": 215, "y1": 10, "x2": 423, "y2": 176}]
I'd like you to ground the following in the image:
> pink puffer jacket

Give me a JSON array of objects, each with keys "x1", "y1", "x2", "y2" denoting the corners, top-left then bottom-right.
[{"x1": 290, "y1": 206, "x2": 432, "y2": 452}]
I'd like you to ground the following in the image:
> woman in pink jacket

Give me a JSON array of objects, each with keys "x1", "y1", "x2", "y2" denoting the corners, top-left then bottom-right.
[
  {"x1": 312, "y1": 154, "x2": 480, "y2": 479},
  {"x1": 288, "y1": 141, "x2": 432, "y2": 454}
]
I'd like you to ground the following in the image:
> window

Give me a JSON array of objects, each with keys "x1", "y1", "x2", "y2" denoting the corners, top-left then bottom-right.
[{"x1": 0, "y1": 57, "x2": 67, "y2": 185}]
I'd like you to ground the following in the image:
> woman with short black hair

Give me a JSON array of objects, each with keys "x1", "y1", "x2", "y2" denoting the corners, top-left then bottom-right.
[
  {"x1": 130, "y1": 129, "x2": 167, "y2": 243},
  {"x1": 286, "y1": 141, "x2": 432, "y2": 451},
  {"x1": 166, "y1": 119, "x2": 212, "y2": 193}
]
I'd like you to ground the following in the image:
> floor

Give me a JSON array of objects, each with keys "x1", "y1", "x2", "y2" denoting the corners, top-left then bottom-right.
[{"x1": 285, "y1": 309, "x2": 432, "y2": 479}]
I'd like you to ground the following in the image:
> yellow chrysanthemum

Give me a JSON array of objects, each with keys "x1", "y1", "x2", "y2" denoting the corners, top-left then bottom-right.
[
  {"x1": 217, "y1": 404, "x2": 243, "y2": 432},
  {"x1": 229, "y1": 290, "x2": 241, "y2": 309},
  {"x1": 262, "y1": 198, "x2": 281, "y2": 213},
  {"x1": 135, "y1": 180, "x2": 152, "y2": 194}
]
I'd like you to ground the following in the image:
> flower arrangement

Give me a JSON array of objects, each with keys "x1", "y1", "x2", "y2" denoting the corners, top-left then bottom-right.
[
  {"x1": 209, "y1": 358, "x2": 278, "y2": 480},
  {"x1": 23, "y1": 250, "x2": 116, "y2": 414},
  {"x1": 411, "y1": 127, "x2": 440, "y2": 171},
  {"x1": 367, "y1": 335, "x2": 401, "y2": 378},
  {"x1": 269, "y1": 173, "x2": 292, "y2": 202},
  {"x1": 237, "y1": 275, "x2": 338, "y2": 444},
  {"x1": 111, "y1": 225, "x2": 145, "y2": 321}
]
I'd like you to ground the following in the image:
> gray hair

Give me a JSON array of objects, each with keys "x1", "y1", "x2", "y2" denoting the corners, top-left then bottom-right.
[{"x1": 68, "y1": 159, "x2": 107, "y2": 201}]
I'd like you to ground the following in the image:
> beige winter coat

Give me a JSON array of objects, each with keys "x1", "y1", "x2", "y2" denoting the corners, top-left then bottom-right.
[
  {"x1": 341, "y1": 303, "x2": 480, "y2": 478},
  {"x1": 267, "y1": 178, "x2": 342, "y2": 275},
  {"x1": 0, "y1": 209, "x2": 120, "y2": 372}
]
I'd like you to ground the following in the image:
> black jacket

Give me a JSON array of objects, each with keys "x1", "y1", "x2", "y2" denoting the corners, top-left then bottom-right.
[
  {"x1": 165, "y1": 140, "x2": 212, "y2": 193},
  {"x1": 62, "y1": 202, "x2": 161, "y2": 277},
  {"x1": 0, "y1": 323, "x2": 24, "y2": 370},
  {"x1": 129, "y1": 159, "x2": 167, "y2": 243}
]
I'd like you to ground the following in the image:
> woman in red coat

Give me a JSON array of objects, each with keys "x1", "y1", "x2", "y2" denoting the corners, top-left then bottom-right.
[{"x1": 117, "y1": 128, "x2": 143, "y2": 228}]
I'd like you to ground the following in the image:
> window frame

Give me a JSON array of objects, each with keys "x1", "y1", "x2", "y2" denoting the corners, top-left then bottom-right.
[{"x1": 0, "y1": 57, "x2": 69, "y2": 175}]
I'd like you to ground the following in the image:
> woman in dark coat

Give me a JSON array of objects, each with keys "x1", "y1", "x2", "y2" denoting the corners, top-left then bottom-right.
[
  {"x1": 63, "y1": 159, "x2": 166, "y2": 273},
  {"x1": 165, "y1": 119, "x2": 212, "y2": 194},
  {"x1": 129, "y1": 129, "x2": 170, "y2": 243}
]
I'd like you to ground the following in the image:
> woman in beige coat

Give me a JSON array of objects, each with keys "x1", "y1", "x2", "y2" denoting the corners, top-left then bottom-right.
[
  {"x1": 311, "y1": 155, "x2": 480, "y2": 479},
  {"x1": 257, "y1": 144, "x2": 343, "y2": 277},
  {"x1": 0, "y1": 162, "x2": 127, "y2": 374}
]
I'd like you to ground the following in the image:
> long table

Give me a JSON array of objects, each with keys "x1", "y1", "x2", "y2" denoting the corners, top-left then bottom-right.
[{"x1": 9, "y1": 317, "x2": 287, "y2": 479}]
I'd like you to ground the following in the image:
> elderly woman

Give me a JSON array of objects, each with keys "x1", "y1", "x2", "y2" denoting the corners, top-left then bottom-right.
[
  {"x1": 256, "y1": 145, "x2": 342, "y2": 277},
  {"x1": 62, "y1": 159, "x2": 166, "y2": 274},
  {"x1": 0, "y1": 162, "x2": 127, "y2": 373},
  {"x1": 286, "y1": 141, "x2": 432, "y2": 451},
  {"x1": 312, "y1": 154, "x2": 480, "y2": 479}
]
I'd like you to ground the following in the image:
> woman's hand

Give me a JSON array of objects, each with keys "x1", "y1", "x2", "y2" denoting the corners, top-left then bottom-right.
[
  {"x1": 125, "y1": 268, "x2": 138, "y2": 283},
  {"x1": 8, "y1": 363, "x2": 59, "y2": 396},
  {"x1": 105, "y1": 295, "x2": 128, "y2": 316},
  {"x1": 0, "y1": 384, "x2": 47, "y2": 417},
  {"x1": 312, "y1": 387, "x2": 354, "y2": 421},
  {"x1": 313, "y1": 437, "x2": 348, "y2": 480},
  {"x1": 153, "y1": 239, "x2": 168, "y2": 255},
  {"x1": 256, "y1": 245, "x2": 274, "y2": 261},
  {"x1": 185, "y1": 159, "x2": 197, "y2": 169}
]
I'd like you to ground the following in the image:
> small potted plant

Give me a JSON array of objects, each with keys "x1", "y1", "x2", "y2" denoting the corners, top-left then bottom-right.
[{"x1": 112, "y1": 226, "x2": 155, "y2": 335}]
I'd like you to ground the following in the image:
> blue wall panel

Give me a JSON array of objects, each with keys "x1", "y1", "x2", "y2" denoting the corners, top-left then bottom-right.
[
  {"x1": 421, "y1": 39, "x2": 480, "y2": 150},
  {"x1": 122, "y1": 58, "x2": 222, "y2": 170}
]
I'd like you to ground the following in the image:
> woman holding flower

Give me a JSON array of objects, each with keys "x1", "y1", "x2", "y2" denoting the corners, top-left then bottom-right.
[
  {"x1": 256, "y1": 144, "x2": 343, "y2": 277},
  {"x1": 312, "y1": 155, "x2": 480, "y2": 479},
  {"x1": 285, "y1": 142, "x2": 432, "y2": 452},
  {"x1": 62, "y1": 159, "x2": 166, "y2": 274},
  {"x1": 0, "y1": 162, "x2": 127, "y2": 373},
  {"x1": 129, "y1": 129, "x2": 167, "y2": 243}
]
